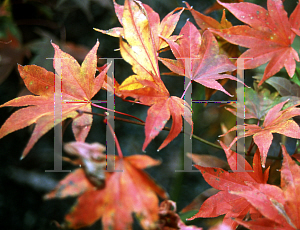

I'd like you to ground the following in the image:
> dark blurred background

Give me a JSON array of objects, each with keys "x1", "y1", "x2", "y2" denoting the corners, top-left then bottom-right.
[{"x1": 0, "y1": 0, "x2": 297, "y2": 229}]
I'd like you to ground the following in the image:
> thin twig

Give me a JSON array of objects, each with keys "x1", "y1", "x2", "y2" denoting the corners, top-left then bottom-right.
[
  {"x1": 91, "y1": 103, "x2": 144, "y2": 123},
  {"x1": 181, "y1": 80, "x2": 192, "y2": 99},
  {"x1": 76, "y1": 110, "x2": 146, "y2": 126},
  {"x1": 76, "y1": 109, "x2": 285, "y2": 161},
  {"x1": 191, "y1": 134, "x2": 223, "y2": 150},
  {"x1": 76, "y1": 110, "x2": 222, "y2": 149},
  {"x1": 106, "y1": 116, "x2": 123, "y2": 158}
]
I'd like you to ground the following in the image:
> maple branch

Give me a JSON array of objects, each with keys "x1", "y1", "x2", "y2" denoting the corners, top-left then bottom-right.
[
  {"x1": 121, "y1": 98, "x2": 149, "y2": 106},
  {"x1": 191, "y1": 134, "x2": 223, "y2": 150},
  {"x1": 91, "y1": 103, "x2": 144, "y2": 123},
  {"x1": 76, "y1": 110, "x2": 223, "y2": 150},
  {"x1": 75, "y1": 110, "x2": 283, "y2": 160},
  {"x1": 76, "y1": 110, "x2": 145, "y2": 126}
]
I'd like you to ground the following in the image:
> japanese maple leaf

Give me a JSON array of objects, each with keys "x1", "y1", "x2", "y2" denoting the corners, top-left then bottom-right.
[
  {"x1": 159, "y1": 21, "x2": 240, "y2": 97},
  {"x1": 142, "y1": 95, "x2": 192, "y2": 151},
  {"x1": 229, "y1": 145, "x2": 300, "y2": 229},
  {"x1": 45, "y1": 150, "x2": 168, "y2": 230},
  {"x1": 105, "y1": 0, "x2": 192, "y2": 151},
  {"x1": 0, "y1": 41, "x2": 109, "y2": 158},
  {"x1": 184, "y1": 2, "x2": 240, "y2": 100},
  {"x1": 221, "y1": 100, "x2": 300, "y2": 167},
  {"x1": 184, "y1": 1, "x2": 240, "y2": 59},
  {"x1": 210, "y1": 0, "x2": 300, "y2": 86},
  {"x1": 95, "y1": 0, "x2": 184, "y2": 51},
  {"x1": 187, "y1": 141, "x2": 269, "y2": 229}
]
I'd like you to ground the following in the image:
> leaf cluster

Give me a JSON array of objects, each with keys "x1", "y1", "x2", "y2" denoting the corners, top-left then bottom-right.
[{"x1": 1, "y1": 0, "x2": 300, "y2": 229}]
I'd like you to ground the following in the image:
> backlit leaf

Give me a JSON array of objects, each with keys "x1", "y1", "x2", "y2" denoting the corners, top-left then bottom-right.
[
  {"x1": 222, "y1": 100, "x2": 300, "y2": 166},
  {"x1": 159, "y1": 21, "x2": 240, "y2": 97},
  {"x1": 0, "y1": 41, "x2": 109, "y2": 158},
  {"x1": 186, "y1": 141, "x2": 269, "y2": 229},
  {"x1": 210, "y1": 0, "x2": 300, "y2": 86}
]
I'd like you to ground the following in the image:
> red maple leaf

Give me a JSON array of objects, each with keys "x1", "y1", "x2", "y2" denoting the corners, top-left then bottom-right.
[
  {"x1": 230, "y1": 145, "x2": 300, "y2": 229},
  {"x1": 183, "y1": 2, "x2": 241, "y2": 100},
  {"x1": 210, "y1": 0, "x2": 300, "y2": 86},
  {"x1": 0, "y1": 41, "x2": 109, "y2": 158},
  {"x1": 45, "y1": 143, "x2": 168, "y2": 230},
  {"x1": 184, "y1": 1, "x2": 240, "y2": 59},
  {"x1": 221, "y1": 100, "x2": 300, "y2": 167},
  {"x1": 187, "y1": 141, "x2": 269, "y2": 229},
  {"x1": 159, "y1": 21, "x2": 240, "y2": 96}
]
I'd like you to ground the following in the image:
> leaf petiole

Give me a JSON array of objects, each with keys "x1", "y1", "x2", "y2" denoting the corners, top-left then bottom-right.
[
  {"x1": 106, "y1": 115, "x2": 123, "y2": 158},
  {"x1": 181, "y1": 80, "x2": 192, "y2": 99}
]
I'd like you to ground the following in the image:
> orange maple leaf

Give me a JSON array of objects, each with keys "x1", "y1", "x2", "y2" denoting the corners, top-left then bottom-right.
[
  {"x1": 95, "y1": 0, "x2": 184, "y2": 51},
  {"x1": 210, "y1": 0, "x2": 300, "y2": 86},
  {"x1": 230, "y1": 145, "x2": 300, "y2": 229},
  {"x1": 187, "y1": 141, "x2": 269, "y2": 229},
  {"x1": 101, "y1": 0, "x2": 192, "y2": 151},
  {"x1": 45, "y1": 146, "x2": 168, "y2": 230},
  {"x1": 0, "y1": 41, "x2": 109, "y2": 158}
]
